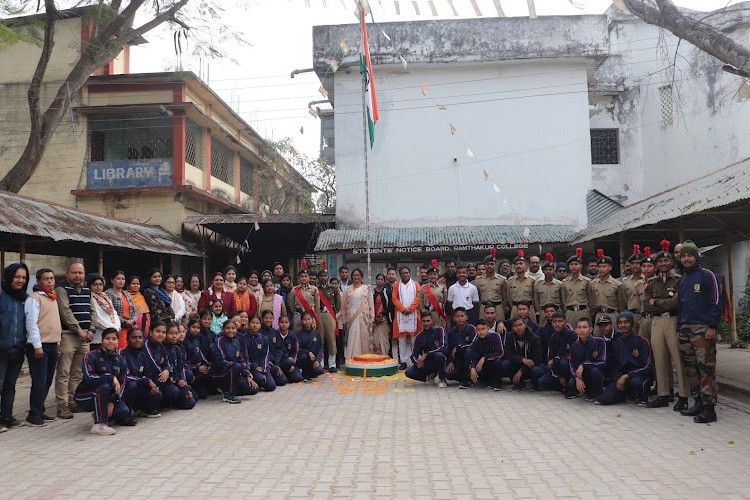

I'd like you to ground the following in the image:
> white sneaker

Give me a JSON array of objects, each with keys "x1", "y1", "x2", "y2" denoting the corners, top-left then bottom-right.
[
  {"x1": 90, "y1": 423, "x2": 116, "y2": 436},
  {"x1": 0, "y1": 425, "x2": 7, "y2": 433},
  {"x1": 438, "y1": 380, "x2": 447, "y2": 388}
]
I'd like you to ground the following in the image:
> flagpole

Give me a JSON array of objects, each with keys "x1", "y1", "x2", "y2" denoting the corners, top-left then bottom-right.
[{"x1": 361, "y1": 4, "x2": 374, "y2": 353}]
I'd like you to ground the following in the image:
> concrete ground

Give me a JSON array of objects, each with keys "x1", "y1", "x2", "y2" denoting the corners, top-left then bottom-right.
[{"x1": 1, "y1": 367, "x2": 749, "y2": 499}]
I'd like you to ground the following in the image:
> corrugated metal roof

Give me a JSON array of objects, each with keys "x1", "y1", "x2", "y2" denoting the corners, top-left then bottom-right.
[
  {"x1": 315, "y1": 225, "x2": 576, "y2": 251},
  {"x1": 184, "y1": 213, "x2": 336, "y2": 225},
  {"x1": 0, "y1": 191, "x2": 201, "y2": 257},
  {"x1": 574, "y1": 158, "x2": 750, "y2": 244},
  {"x1": 586, "y1": 189, "x2": 623, "y2": 225}
]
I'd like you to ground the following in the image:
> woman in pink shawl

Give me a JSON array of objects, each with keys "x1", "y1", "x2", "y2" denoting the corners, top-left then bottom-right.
[{"x1": 258, "y1": 279, "x2": 287, "y2": 329}]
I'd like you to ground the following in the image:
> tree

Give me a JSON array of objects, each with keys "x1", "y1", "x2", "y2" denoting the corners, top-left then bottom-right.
[
  {"x1": 623, "y1": 1, "x2": 750, "y2": 77},
  {"x1": 0, "y1": 0, "x2": 241, "y2": 193}
]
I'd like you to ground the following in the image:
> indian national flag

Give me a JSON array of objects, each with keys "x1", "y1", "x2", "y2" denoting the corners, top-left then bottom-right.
[{"x1": 360, "y1": 9, "x2": 379, "y2": 148}]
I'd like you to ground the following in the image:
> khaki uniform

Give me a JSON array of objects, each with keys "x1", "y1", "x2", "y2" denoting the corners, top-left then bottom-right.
[
  {"x1": 318, "y1": 284, "x2": 340, "y2": 357},
  {"x1": 473, "y1": 274, "x2": 507, "y2": 322},
  {"x1": 590, "y1": 276, "x2": 626, "y2": 335},
  {"x1": 288, "y1": 284, "x2": 320, "y2": 333},
  {"x1": 621, "y1": 274, "x2": 645, "y2": 333},
  {"x1": 561, "y1": 275, "x2": 593, "y2": 327},
  {"x1": 644, "y1": 274, "x2": 688, "y2": 398},
  {"x1": 534, "y1": 278, "x2": 563, "y2": 325},
  {"x1": 419, "y1": 282, "x2": 448, "y2": 328},
  {"x1": 505, "y1": 274, "x2": 536, "y2": 319},
  {"x1": 638, "y1": 280, "x2": 653, "y2": 340}
]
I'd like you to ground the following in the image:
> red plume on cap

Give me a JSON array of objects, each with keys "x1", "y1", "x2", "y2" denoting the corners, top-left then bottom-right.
[
  {"x1": 431, "y1": 259, "x2": 438, "y2": 268},
  {"x1": 490, "y1": 248, "x2": 496, "y2": 259},
  {"x1": 576, "y1": 247, "x2": 583, "y2": 258},
  {"x1": 644, "y1": 246, "x2": 652, "y2": 258},
  {"x1": 321, "y1": 259, "x2": 327, "y2": 270},
  {"x1": 660, "y1": 239, "x2": 670, "y2": 252},
  {"x1": 596, "y1": 248, "x2": 604, "y2": 259},
  {"x1": 633, "y1": 244, "x2": 640, "y2": 255},
  {"x1": 545, "y1": 252, "x2": 554, "y2": 263},
  {"x1": 301, "y1": 260, "x2": 308, "y2": 270},
  {"x1": 517, "y1": 249, "x2": 525, "y2": 258}
]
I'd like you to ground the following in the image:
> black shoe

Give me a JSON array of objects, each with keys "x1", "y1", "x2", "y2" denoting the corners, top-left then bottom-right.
[
  {"x1": 118, "y1": 417, "x2": 138, "y2": 426},
  {"x1": 510, "y1": 384, "x2": 524, "y2": 392},
  {"x1": 41, "y1": 413, "x2": 56, "y2": 421},
  {"x1": 459, "y1": 382, "x2": 471, "y2": 389},
  {"x1": 668, "y1": 390, "x2": 675, "y2": 403},
  {"x1": 1, "y1": 417, "x2": 20, "y2": 427},
  {"x1": 673, "y1": 397, "x2": 688, "y2": 412},
  {"x1": 328, "y1": 367, "x2": 337, "y2": 373},
  {"x1": 564, "y1": 391, "x2": 580, "y2": 399},
  {"x1": 398, "y1": 363, "x2": 407, "y2": 370},
  {"x1": 693, "y1": 405, "x2": 717, "y2": 424},
  {"x1": 25, "y1": 416, "x2": 46, "y2": 427},
  {"x1": 680, "y1": 400, "x2": 703, "y2": 417},
  {"x1": 646, "y1": 396, "x2": 669, "y2": 408}
]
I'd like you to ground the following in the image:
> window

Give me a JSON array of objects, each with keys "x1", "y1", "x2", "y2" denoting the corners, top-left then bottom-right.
[
  {"x1": 240, "y1": 157, "x2": 253, "y2": 195},
  {"x1": 185, "y1": 119, "x2": 204, "y2": 169},
  {"x1": 88, "y1": 112, "x2": 172, "y2": 161},
  {"x1": 659, "y1": 85, "x2": 674, "y2": 127},
  {"x1": 590, "y1": 129, "x2": 619, "y2": 165},
  {"x1": 211, "y1": 137, "x2": 234, "y2": 184}
]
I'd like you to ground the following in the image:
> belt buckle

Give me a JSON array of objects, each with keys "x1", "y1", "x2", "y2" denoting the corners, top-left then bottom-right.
[{"x1": 661, "y1": 312, "x2": 671, "y2": 318}]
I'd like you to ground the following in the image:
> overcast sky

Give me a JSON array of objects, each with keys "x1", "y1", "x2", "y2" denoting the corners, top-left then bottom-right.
[{"x1": 128, "y1": 0, "x2": 744, "y2": 159}]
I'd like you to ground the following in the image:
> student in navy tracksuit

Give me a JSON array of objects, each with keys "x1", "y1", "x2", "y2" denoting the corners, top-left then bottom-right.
[
  {"x1": 597, "y1": 311, "x2": 653, "y2": 406},
  {"x1": 211, "y1": 319, "x2": 258, "y2": 403},
  {"x1": 243, "y1": 316, "x2": 276, "y2": 392},
  {"x1": 405, "y1": 311, "x2": 448, "y2": 386},
  {"x1": 468, "y1": 319, "x2": 504, "y2": 389},
  {"x1": 121, "y1": 327, "x2": 162, "y2": 417},
  {"x1": 446, "y1": 307, "x2": 476, "y2": 389},
  {"x1": 535, "y1": 304, "x2": 559, "y2": 362},
  {"x1": 182, "y1": 319, "x2": 212, "y2": 399},
  {"x1": 143, "y1": 321, "x2": 181, "y2": 409},
  {"x1": 297, "y1": 312, "x2": 324, "y2": 380},
  {"x1": 164, "y1": 323, "x2": 196, "y2": 409},
  {"x1": 536, "y1": 311, "x2": 577, "y2": 392},
  {"x1": 505, "y1": 301, "x2": 540, "y2": 334},
  {"x1": 197, "y1": 311, "x2": 216, "y2": 359},
  {"x1": 567, "y1": 317, "x2": 608, "y2": 400},
  {"x1": 274, "y1": 315, "x2": 303, "y2": 383},
  {"x1": 75, "y1": 328, "x2": 132, "y2": 435},
  {"x1": 260, "y1": 310, "x2": 288, "y2": 387},
  {"x1": 501, "y1": 317, "x2": 543, "y2": 391}
]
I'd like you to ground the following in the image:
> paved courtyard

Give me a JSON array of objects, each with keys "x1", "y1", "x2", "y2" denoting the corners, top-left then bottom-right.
[{"x1": 1, "y1": 372, "x2": 749, "y2": 499}]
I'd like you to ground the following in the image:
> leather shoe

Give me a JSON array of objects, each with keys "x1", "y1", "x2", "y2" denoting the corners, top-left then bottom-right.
[
  {"x1": 680, "y1": 400, "x2": 703, "y2": 417},
  {"x1": 646, "y1": 396, "x2": 669, "y2": 408},
  {"x1": 673, "y1": 397, "x2": 688, "y2": 412},
  {"x1": 693, "y1": 405, "x2": 717, "y2": 424}
]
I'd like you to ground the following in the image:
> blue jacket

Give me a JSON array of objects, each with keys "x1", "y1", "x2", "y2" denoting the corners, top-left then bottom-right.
[
  {"x1": 243, "y1": 331, "x2": 270, "y2": 374},
  {"x1": 274, "y1": 331, "x2": 299, "y2": 365},
  {"x1": 468, "y1": 332, "x2": 504, "y2": 368},
  {"x1": 569, "y1": 336, "x2": 607, "y2": 377},
  {"x1": 260, "y1": 325, "x2": 281, "y2": 368},
  {"x1": 82, "y1": 347, "x2": 126, "y2": 387},
  {"x1": 410, "y1": 326, "x2": 446, "y2": 364},
  {"x1": 0, "y1": 291, "x2": 26, "y2": 351},
  {"x1": 182, "y1": 334, "x2": 210, "y2": 376},
  {"x1": 547, "y1": 327, "x2": 577, "y2": 362},
  {"x1": 211, "y1": 333, "x2": 250, "y2": 377},
  {"x1": 447, "y1": 323, "x2": 476, "y2": 364},
  {"x1": 143, "y1": 338, "x2": 172, "y2": 383},
  {"x1": 165, "y1": 342, "x2": 188, "y2": 384},
  {"x1": 297, "y1": 328, "x2": 323, "y2": 363},
  {"x1": 535, "y1": 323, "x2": 554, "y2": 360},
  {"x1": 121, "y1": 346, "x2": 153, "y2": 389},
  {"x1": 677, "y1": 264, "x2": 720, "y2": 328},
  {"x1": 197, "y1": 329, "x2": 216, "y2": 360},
  {"x1": 609, "y1": 333, "x2": 652, "y2": 380}
]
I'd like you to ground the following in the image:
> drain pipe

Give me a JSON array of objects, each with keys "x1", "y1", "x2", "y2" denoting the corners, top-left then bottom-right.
[{"x1": 291, "y1": 68, "x2": 315, "y2": 78}]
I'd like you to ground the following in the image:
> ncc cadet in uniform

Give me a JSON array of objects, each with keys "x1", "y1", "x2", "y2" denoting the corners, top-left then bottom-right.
[
  {"x1": 644, "y1": 240, "x2": 689, "y2": 409},
  {"x1": 536, "y1": 311, "x2": 577, "y2": 393},
  {"x1": 288, "y1": 263, "x2": 320, "y2": 333},
  {"x1": 405, "y1": 311, "x2": 448, "y2": 387},
  {"x1": 419, "y1": 260, "x2": 448, "y2": 329},
  {"x1": 316, "y1": 263, "x2": 340, "y2": 372},
  {"x1": 621, "y1": 245, "x2": 646, "y2": 333},
  {"x1": 676, "y1": 240, "x2": 719, "y2": 423},
  {"x1": 505, "y1": 250, "x2": 536, "y2": 319},
  {"x1": 567, "y1": 317, "x2": 608, "y2": 400},
  {"x1": 473, "y1": 249, "x2": 508, "y2": 323},
  {"x1": 534, "y1": 254, "x2": 563, "y2": 325},
  {"x1": 555, "y1": 262, "x2": 567, "y2": 281},
  {"x1": 468, "y1": 319, "x2": 504, "y2": 389},
  {"x1": 561, "y1": 249, "x2": 593, "y2": 327},
  {"x1": 446, "y1": 307, "x2": 477, "y2": 389},
  {"x1": 638, "y1": 247, "x2": 656, "y2": 341},
  {"x1": 596, "y1": 312, "x2": 653, "y2": 406},
  {"x1": 501, "y1": 316, "x2": 543, "y2": 391},
  {"x1": 590, "y1": 249, "x2": 626, "y2": 334}
]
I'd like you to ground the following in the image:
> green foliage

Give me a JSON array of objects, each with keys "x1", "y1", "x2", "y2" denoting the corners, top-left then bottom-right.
[
  {"x1": 735, "y1": 275, "x2": 750, "y2": 343},
  {"x1": 0, "y1": 1, "x2": 43, "y2": 51}
]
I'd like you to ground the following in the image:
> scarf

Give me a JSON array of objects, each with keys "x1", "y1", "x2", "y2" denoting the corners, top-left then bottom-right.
[
  {"x1": 149, "y1": 285, "x2": 172, "y2": 306},
  {"x1": 33, "y1": 283, "x2": 57, "y2": 300},
  {"x1": 93, "y1": 291, "x2": 115, "y2": 318},
  {"x1": 130, "y1": 290, "x2": 149, "y2": 313},
  {"x1": 397, "y1": 280, "x2": 418, "y2": 333},
  {"x1": 249, "y1": 284, "x2": 263, "y2": 306}
]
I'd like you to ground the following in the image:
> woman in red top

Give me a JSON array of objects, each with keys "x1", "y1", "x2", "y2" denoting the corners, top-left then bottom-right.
[
  {"x1": 233, "y1": 276, "x2": 258, "y2": 317},
  {"x1": 198, "y1": 272, "x2": 237, "y2": 316}
]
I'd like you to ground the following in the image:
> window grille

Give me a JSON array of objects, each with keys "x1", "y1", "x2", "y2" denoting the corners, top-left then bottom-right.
[
  {"x1": 240, "y1": 157, "x2": 254, "y2": 195},
  {"x1": 211, "y1": 137, "x2": 234, "y2": 184},
  {"x1": 590, "y1": 129, "x2": 619, "y2": 165},
  {"x1": 88, "y1": 112, "x2": 172, "y2": 161},
  {"x1": 659, "y1": 85, "x2": 674, "y2": 127},
  {"x1": 185, "y1": 119, "x2": 203, "y2": 169}
]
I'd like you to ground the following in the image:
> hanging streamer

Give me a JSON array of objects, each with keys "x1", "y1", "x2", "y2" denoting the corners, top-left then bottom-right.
[
  {"x1": 381, "y1": 29, "x2": 391, "y2": 41},
  {"x1": 339, "y1": 40, "x2": 350, "y2": 54},
  {"x1": 502, "y1": 197, "x2": 510, "y2": 208},
  {"x1": 482, "y1": 168, "x2": 489, "y2": 180},
  {"x1": 466, "y1": 147, "x2": 474, "y2": 158},
  {"x1": 612, "y1": 0, "x2": 628, "y2": 11},
  {"x1": 436, "y1": 103, "x2": 448, "y2": 110},
  {"x1": 308, "y1": 107, "x2": 319, "y2": 118},
  {"x1": 419, "y1": 83, "x2": 429, "y2": 96},
  {"x1": 254, "y1": 222, "x2": 261, "y2": 231},
  {"x1": 319, "y1": 86, "x2": 329, "y2": 98},
  {"x1": 330, "y1": 59, "x2": 339, "y2": 72},
  {"x1": 523, "y1": 227, "x2": 531, "y2": 238},
  {"x1": 449, "y1": 123, "x2": 457, "y2": 135},
  {"x1": 399, "y1": 55, "x2": 408, "y2": 69},
  {"x1": 492, "y1": 183, "x2": 501, "y2": 193}
]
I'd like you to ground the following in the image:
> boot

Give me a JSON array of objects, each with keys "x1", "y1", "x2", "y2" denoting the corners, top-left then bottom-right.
[
  {"x1": 680, "y1": 399, "x2": 703, "y2": 417},
  {"x1": 672, "y1": 396, "x2": 688, "y2": 412},
  {"x1": 693, "y1": 405, "x2": 717, "y2": 424},
  {"x1": 668, "y1": 389, "x2": 675, "y2": 403},
  {"x1": 646, "y1": 396, "x2": 669, "y2": 408}
]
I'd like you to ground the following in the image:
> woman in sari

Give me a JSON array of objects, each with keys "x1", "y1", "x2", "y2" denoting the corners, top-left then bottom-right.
[
  {"x1": 181, "y1": 274, "x2": 201, "y2": 321},
  {"x1": 106, "y1": 270, "x2": 135, "y2": 349},
  {"x1": 233, "y1": 276, "x2": 258, "y2": 317},
  {"x1": 87, "y1": 274, "x2": 121, "y2": 350},
  {"x1": 164, "y1": 275, "x2": 186, "y2": 325},
  {"x1": 372, "y1": 273, "x2": 391, "y2": 356},
  {"x1": 127, "y1": 276, "x2": 151, "y2": 334},
  {"x1": 247, "y1": 270, "x2": 263, "y2": 307},
  {"x1": 342, "y1": 268, "x2": 374, "y2": 359},
  {"x1": 142, "y1": 268, "x2": 174, "y2": 324},
  {"x1": 259, "y1": 279, "x2": 287, "y2": 329}
]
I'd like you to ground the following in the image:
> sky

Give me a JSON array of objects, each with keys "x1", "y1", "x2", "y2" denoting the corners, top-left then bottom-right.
[{"x1": 128, "y1": 0, "x2": 744, "y2": 159}]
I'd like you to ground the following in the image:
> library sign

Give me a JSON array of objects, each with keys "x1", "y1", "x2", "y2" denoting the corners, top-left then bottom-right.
[{"x1": 350, "y1": 243, "x2": 529, "y2": 255}]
